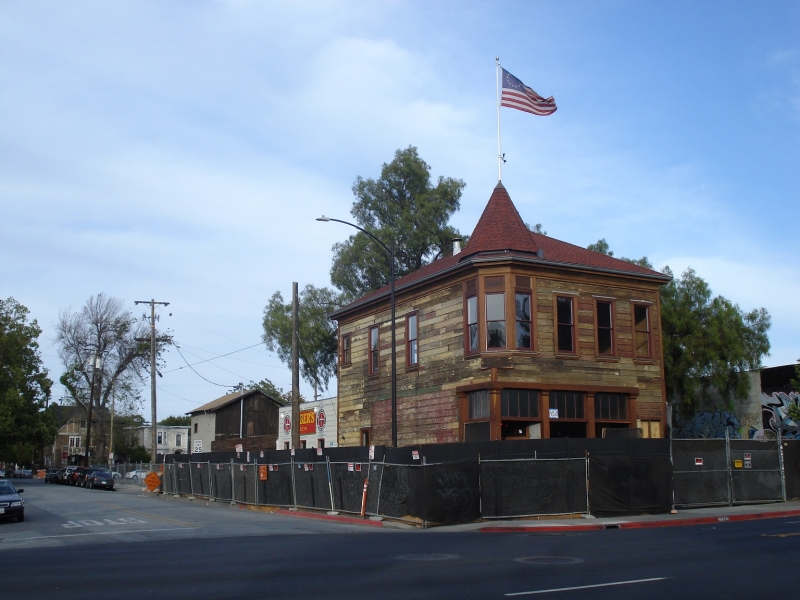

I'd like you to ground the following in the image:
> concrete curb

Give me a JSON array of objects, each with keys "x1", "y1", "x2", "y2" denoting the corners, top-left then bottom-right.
[
  {"x1": 480, "y1": 508, "x2": 800, "y2": 533},
  {"x1": 275, "y1": 509, "x2": 384, "y2": 528}
]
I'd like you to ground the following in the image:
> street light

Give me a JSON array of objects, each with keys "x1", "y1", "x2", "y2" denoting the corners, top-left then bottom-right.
[{"x1": 317, "y1": 216, "x2": 397, "y2": 448}]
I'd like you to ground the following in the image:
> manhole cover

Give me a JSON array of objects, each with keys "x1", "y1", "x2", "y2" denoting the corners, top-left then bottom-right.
[
  {"x1": 395, "y1": 554, "x2": 458, "y2": 561},
  {"x1": 514, "y1": 556, "x2": 584, "y2": 565}
]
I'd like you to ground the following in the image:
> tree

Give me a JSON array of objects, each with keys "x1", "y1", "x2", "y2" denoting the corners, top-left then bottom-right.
[
  {"x1": 527, "y1": 223, "x2": 547, "y2": 235},
  {"x1": 587, "y1": 238, "x2": 652, "y2": 268},
  {"x1": 262, "y1": 285, "x2": 340, "y2": 393},
  {"x1": 661, "y1": 267, "x2": 771, "y2": 413},
  {"x1": 55, "y1": 294, "x2": 170, "y2": 459},
  {"x1": 0, "y1": 298, "x2": 57, "y2": 463},
  {"x1": 159, "y1": 415, "x2": 190, "y2": 426},
  {"x1": 330, "y1": 146, "x2": 466, "y2": 299}
]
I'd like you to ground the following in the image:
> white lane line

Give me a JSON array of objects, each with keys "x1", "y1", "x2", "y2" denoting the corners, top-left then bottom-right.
[
  {"x1": 784, "y1": 520, "x2": 800, "y2": 524},
  {"x1": 1, "y1": 527, "x2": 192, "y2": 542},
  {"x1": 505, "y1": 577, "x2": 669, "y2": 596}
]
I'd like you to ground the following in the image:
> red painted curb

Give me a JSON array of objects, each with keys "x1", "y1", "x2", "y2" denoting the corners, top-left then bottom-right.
[
  {"x1": 275, "y1": 509, "x2": 384, "y2": 527},
  {"x1": 480, "y1": 508, "x2": 800, "y2": 533}
]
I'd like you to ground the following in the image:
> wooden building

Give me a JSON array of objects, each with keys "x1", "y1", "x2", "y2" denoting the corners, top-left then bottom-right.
[
  {"x1": 188, "y1": 389, "x2": 283, "y2": 453},
  {"x1": 331, "y1": 183, "x2": 671, "y2": 447}
]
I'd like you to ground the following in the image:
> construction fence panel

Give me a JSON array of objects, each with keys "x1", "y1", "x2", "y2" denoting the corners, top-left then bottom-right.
[
  {"x1": 190, "y1": 462, "x2": 210, "y2": 497},
  {"x1": 588, "y1": 454, "x2": 673, "y2": 517},
  {"x1": 376, "y1": 464, "x2": 412, "y2": 520},
  {"x1": 232, "y1": 464, "x2": 256, "y2": 504},
  {"x1": 257, "y1": 462, "x2": 293, "y2": 507},
  {"x1": 330, "y1": 462, "x2": 373, "y2": 514},
  {"x1": 672, "y1": 439, "x2": 730, "y2": 507},
  {"x1": 162, "y1": 464, "x2": 175, "y2": 494},
  {"x1": 481, "y1": 458, "x2": 587, "y2": 518},
  {"x1": 420, "y1": 461, "x2": 481, "y2": 524},
  {"x1": 211, "y1": 463, "x2": 233, "y2": 502},
  {"x1": 175, "y1": 463, "x2": 192, "y2": 495},
  {"x1": 784, "y1": 441, "x2": 800, "y2": 500},
  {"x1": 293, "y1": 462, "x2": 330, "y2": 510},
  {"x1": 729, "y1": 440, "x2": 783, "y2": 504}
]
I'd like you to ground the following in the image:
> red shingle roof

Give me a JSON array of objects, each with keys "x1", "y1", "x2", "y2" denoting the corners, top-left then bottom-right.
[{"x1": 331, "y1": 184, "x2": 669, "y2": 319}]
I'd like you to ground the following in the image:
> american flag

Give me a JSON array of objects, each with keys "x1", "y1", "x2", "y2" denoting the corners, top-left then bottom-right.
[{"x1": 500, "y1": 68, "x2": 557, "y2": 116}]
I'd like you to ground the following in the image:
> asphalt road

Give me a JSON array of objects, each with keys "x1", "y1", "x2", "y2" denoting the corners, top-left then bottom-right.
[{"x1": 2, "y1": 479, "x2": 799, "y2": 599}]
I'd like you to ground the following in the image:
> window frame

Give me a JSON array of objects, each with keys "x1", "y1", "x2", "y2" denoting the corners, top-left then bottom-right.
[
  {"x1": 405, "y1": 311, "x2": 419, "y2": 368},
  {"x1": 176, "y1": 434, "x2": 182, "y2": 446},
  {"x1": 360, "y1": 428, "x2": 371, "y2": 447},
  {"x1": 514, "y1": 291, "x2": 533, "y2": 351},
  {"x1": 554, "y1": 295, "x2": 577, "y2": 355},
  {"x1": 594, "y1": 299, "x2": 616, "y2": 357},
  {"x1": 548, "y1": 391, "x2": 586, "y2": 421},
  {"x1": 633, "y1": 303, "x2": 653, "y2": 359},
  {"x1": 594, "y1": 393, "x2": 628, "y2": 422},
  {"x1": 466, "y1": 390, "x2": 491, "y2": 421},
  {"x1": 465, "y1": 294, "x2": 479, "y2": 355},
  {"x1": 341, "y1": 333, "x2": 352, "y2": 367},
  {"x1": 368, "y1": 325, "x2": 380, "y2": 376},
  {"x1": 485, "y1": 292, "x2": 507, "y2": 350}
]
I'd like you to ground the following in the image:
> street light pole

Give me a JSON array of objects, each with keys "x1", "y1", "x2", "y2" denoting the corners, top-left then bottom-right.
[{"x1": 317, "y1": 216, "x2": 398, "y2": 447}]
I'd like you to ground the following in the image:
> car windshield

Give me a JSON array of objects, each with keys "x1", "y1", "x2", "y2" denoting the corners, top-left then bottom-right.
[
  {"x1": 94, "y1": 471, "x2": 111, "y2": 477},
  {"x1": 0, "y1": 481, "x2": 15, "y2": 494}
]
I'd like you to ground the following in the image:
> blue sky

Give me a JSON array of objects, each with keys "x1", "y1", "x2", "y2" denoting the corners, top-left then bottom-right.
[{"x1": 2, "y1": 1, "x2": 798, "y2": 419}]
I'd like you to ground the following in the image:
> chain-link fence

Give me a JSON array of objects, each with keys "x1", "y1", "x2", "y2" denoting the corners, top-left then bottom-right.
[{"x1": 672, "y1": 437, "x2": 785, "y2": 507}]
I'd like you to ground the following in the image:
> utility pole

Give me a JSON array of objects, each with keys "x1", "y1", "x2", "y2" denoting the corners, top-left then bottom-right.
[
  {"x1": 291, "y1": 282, "x2": 300, "y2": 450},
  {"x1": 134, "y1": 299, "x2": 169, "y2": 465},
  {"x1": 108, "y1": 386, "x2": 115, "y2": 471},
  {"x1": 85, "y1": 352, "x2": 100, "y2": 466}
]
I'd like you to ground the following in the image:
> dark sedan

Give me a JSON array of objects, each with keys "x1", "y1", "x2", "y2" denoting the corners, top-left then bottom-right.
[
  {"x1": 85, "y1": 470, "x2": 115, "y2": 491},
  {"x1": 0, "y1": 480, "x2": 24, "y2": 522}
]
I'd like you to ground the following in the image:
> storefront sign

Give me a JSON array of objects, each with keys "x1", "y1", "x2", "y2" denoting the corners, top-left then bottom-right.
[
  {"x1": 283, "y1": 415, "x2": 291, "y2": 434},
  {"x1": 316, "y1": 408, "x2": 326, "y2": 432},
  {"x1": 300, "y1": 410, "x2": 316, "y2": 435}
]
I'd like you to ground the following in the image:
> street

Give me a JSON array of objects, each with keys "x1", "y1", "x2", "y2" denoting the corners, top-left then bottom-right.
[{"x1": 1, "y1": 479, "x2": 799, "y2": 599}]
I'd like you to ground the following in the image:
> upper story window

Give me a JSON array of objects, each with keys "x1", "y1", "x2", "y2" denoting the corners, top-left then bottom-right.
[
  {"x1": 634, "y1": 305, "x2": 651, "y2": 358},
  {"x1": 157, "y1": 432, "x2": 163, "y2": 444},
  {"x1": 515, "y1": 293, "x2": 532, "y2": 349},
  {"x1": 406, "y1": 312, "x2": 419, "y2": 367},
  {"x1": 341, "y1": 333, "x2": 352, "y2": 366},
  {"x1": 69, "y1": 436, "x2": 81, "y2": 447},
  {"x1": 556, "y1": 296, "x2": 575, "y2": 353},
  {"x1": 176, "y1": 434, "x2": 182, "y2": 446},
  {"x1": 486, "y1": 293, "x2": 506, "y2": 349},
  {"x1": 466, "y1": 295, "x2": 478, "y2": 353},
  {"x1": 194, "y1": 422, "x2": 198, "y2": 434},
  {"x1": 369, "y1": 325, "x2": 380, "y2": 375},
  {"x1": 596, "y1": 301, "x2": 614, "y2": 355}
]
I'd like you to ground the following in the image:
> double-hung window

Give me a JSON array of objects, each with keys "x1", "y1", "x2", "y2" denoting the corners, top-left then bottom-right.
[
  {"x1": 515, "y1": 293, "x2": 532, "y2": 349},
  {"x1": 466, "y1": 296, "x2": 478, "y2": 353},
  {"x1": 369, "y1": 326, "x2": 380, "y2": 375},
  {"x1": 556, "y1": 296, "x2": 575, "y2": 353},
  {"x1": 596, "y1": 301, "x2": 614, "y2": 355},
  {"x1": 69, "y1": 436, "x2": 80, "y2": 448},
  {"x1": 341, "y1": 333, "x2": 351, "y2": 366},
  {"x1": 486, "y1": 293, "x2": 506, "y2": 349},
  {"x1": 406, "y1": 312, "x2": 419, "y2": 367},
  {"x1": 634, "y1": 305, "x2": 651, "y2": 358}
]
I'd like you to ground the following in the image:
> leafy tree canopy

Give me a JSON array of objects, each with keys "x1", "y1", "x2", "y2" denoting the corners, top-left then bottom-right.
[
  {"x1": 0, "y1": 298, "x2": 57, "y2": 461},
  {"x1": 262, "y1": 285, "x2": 340, "y2": 392},
  {"x1": 330, "y1": 146, "x2": 467, "y2": 299},
  {"x1": 587, "y1": 238, "x2": 653, "y2": 269},
  {"x1": 159, "y1": 415, "x2": 190, "y2": 426},
  {"x1": 661, "y1": 267, "x2": 771, "y2": 413}
]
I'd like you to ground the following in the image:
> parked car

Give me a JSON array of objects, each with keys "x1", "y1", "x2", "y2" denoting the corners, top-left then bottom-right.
[
  {"x1": 85, "y1": 470, "x2": 115, "y2": 491},
  {"x1": 125, "y1": 469, "x2": 150, "y2": 480},
  {"x1": 76, "y1": 467, "x2": 105, "y2": 488},
  {"x1": 19, "y1": 469, "x2": 33, "y2": 479},
  {"x1": 61, "y1": 467, "x2": 77, "y2": 484},
  {"x1": 0, "y1": 480, "x2": 25, "y2": 522},
  {"x1": 44, "y1": 469, "x2": 60, "y2": 483}
]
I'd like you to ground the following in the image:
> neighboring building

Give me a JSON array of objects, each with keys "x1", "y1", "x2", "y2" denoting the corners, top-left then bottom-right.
[
  {"x1": 331, "y1": 183, "x2": 671, "y2": 447},
  {"x1": 44, "y1": 405, "x2": 110, "y2": 466},
  {"x1": 187, "y1": 389, "x2": 283, "y2": 453},
  {"x1": 130, "y1": 424, "x2": 190, "y2": 455},
  {"x1": 276, "y1": 396, "x2": 339, "y2": 450}
]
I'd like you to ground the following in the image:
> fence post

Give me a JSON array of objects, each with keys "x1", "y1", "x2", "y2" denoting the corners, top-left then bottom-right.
[
  {"x1": 254, "y1": 456, "x2": 259, "y2": 507},
  {"x1": 208, "y1": 462, "x2": 213, "y2": 500},
  {"x1": 376, "y1": 456, "x2": 385, "y2": 517},
  {"x1": 585, "y1": 452, "x2": 590, "y2": 515},
  {"x1": 291, "y1": 453, "x2": 297, "y2": 509},
  {"x1": 725, "y1": 430, "x2": 733, "y2": 506},
  {"x1": 189, "y1": 460, "x2": 194, "y2": 498},
  {"x1": 477, "y1": 453, "x2": 481, "y2": 518},
  {"x1": 326, "y1": 455, "x2": 335, "y2": 512},
  {"x1": 778, "y1": 429, "x2": 787, "y2": 502},
  {"x1": 230, "y1": 458, "x2": 235, "y2": 505}
]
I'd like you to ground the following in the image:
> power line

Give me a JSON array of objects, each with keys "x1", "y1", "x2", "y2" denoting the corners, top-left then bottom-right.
[
  {"x1": 162, "y1": 342, "x2": 263, "y2": 374},
  {"x1": 172, "y1": 343, "x2": 233, "y2": 388}
]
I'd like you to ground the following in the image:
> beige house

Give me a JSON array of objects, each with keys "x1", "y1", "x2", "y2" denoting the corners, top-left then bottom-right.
[{"x1": 331, "y1": 183, "x2": 671, "y2": 447}]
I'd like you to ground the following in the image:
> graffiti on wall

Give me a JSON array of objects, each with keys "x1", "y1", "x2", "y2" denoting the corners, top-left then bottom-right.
[
  {"x1": 749, "y1": 392, "x2": 800, "y2": 440},
  {"x1": 673, "y1": 411, "x2": 741, "y2": 439}
]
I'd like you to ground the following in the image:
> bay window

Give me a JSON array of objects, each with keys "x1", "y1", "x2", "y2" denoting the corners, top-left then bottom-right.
[{"x1": 486, "y1": 293, "x2": 506, "y2": 349}]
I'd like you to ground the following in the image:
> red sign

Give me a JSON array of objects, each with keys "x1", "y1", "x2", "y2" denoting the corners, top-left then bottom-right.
[
  {"x1": 259, "y1": 465, "x2": 268, "y2": 481},
  {"x1": 283, "y1": 415, "x2": 291, "y2": 434},
  {"x1": 695, "y1": 458, "x2": 704, "y2": 466},
  {"x1": 316, "y1": 408, "x2": 326, "y2": 431},
  {"x1": 299, "y1": 410, "x2": 316, "y2": 435},
  {"x1": 61, "y1": 451, "x2": 68, "y2": 459}
]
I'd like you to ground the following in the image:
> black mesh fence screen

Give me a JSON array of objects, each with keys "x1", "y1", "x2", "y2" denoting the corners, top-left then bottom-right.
[
  {"x1": 190, "y1": 463, "x2": 210, "y2": 497},
  {"x1": 330, "y1": 462, "x2": 372, "y2": 513},
  {"x1": 231, "y1": 464, "x2": 256, "y2": 504},
  {"x1": 589, "y1": 455, "x2": 673, "y2": 516},
  {"x1": 163, "y1": 464, "x2": 174, "y2": 494},
  {"x1": 293, "y1": 463, "x2": 331, "y2": 510},
  {"x1": 211, "y1": 463, "x2": 232, "y2": 501},
  {"x1": 672, "y1": 439, "x2": 729, "y2": 507},
  {"x1": 175, "y1": 463, "x2": 192, "y2": 495},
  {"x1": 785, "y1": 441, "x2": 800, "y2": 500},
  {"x1": 257, "y1": 462, "x2": 293, "y2": 506},
  {"x1": 376, "y1": 465, "x2": 412, "y2": 519},
  {"x1": 481, "y1": 458, "x2": 587, "y2": 517},
  {"x1": 729, "y1": 440, "x2": 782, "y2": 504},
  {"x1": 420, "y1": 462, "x2": 480, "y2": 524}
]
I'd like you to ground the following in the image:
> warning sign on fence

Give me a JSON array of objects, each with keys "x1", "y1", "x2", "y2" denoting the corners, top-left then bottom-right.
[
  {"x1": 144, "y1": 472, "x2": 161, "y2": 492},
  {"x1": 259, "y1": 465, "x2": 267, "y2": 481}
]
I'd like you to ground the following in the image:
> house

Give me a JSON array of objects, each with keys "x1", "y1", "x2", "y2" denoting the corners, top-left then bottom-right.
[
  {"x1": 275, "y1": 396, "x2": 339, "y2": 450},
  {"x1": 44, "y1": 404, "x2": 110, "y2": 467},
  {"x1": 187, "y1": 389, "x2": 283, "y2": 453},
  {"x1": 130, "y1": 424, "x2": 190, "y2": 455},
  {"x1": 331, "y1": 183, "x2": 672, "y2": 447}
]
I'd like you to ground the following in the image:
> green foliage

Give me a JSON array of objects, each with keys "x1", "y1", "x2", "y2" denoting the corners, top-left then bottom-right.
[
  {"x1": 661, "y1": 267, "x2": 771, "y2": 413},
  {"x1": 588, "y1": 238, "x2": 613, "y2": 256},
  {"x1": 247, "y1": 378, "x2": 291, "y2": 405},
  {"x1": 790, "y1": 359, "x2": 800, "y2": 392},
  {"x1": 787, "y1": 402, "x2": 800, "y2": 423},
  {"x1": 159, "y1": 415, "x2": 190, "y2": 426},
  {"x1": 0, "y1": 298, "x2": 57, "y2": 462},
  {"x1": 330, "y1": 146, "x2": 466, "y2": 299},
  {"x1": 526, "y1": 223, "x2": 547, "y2": 235},
  {"x1": 262, "y1": 285, "x2": 340, "y2": 392}
]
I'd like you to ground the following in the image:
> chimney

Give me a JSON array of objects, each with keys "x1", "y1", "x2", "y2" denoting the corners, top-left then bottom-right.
[{"x1": 452, "y1": 238, "x2": 462, "y2": 255}]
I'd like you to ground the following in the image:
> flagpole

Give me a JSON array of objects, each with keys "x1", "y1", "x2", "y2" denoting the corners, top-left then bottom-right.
[{"x1": 495, "y1": 57, "x2": 502, "y2": 182}]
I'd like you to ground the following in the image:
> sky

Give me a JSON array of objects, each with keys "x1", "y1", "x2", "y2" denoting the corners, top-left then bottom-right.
[{"x1": 2, "y1": 1, "x2": 799, "y2": 420}]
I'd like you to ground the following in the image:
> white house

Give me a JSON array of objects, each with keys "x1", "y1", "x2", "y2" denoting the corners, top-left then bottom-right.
[
  {"x1": 276, "y1": 396, "x2": 338, "y2": 450},
  {"x1": 131, "y1": 425, "x2": 190, "y2": 455}
]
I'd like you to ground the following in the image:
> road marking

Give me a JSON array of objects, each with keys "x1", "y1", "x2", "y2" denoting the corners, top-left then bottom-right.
[
  {"x1": 63, "y1": 518, "x2": 147, "y2": 528},
  {"x1": 783, "y1": 521, "x2": 800, "y2": 524},
  {"x1": 505, "y1": 577, "x2": 669, "y2": 596},
  {"x1": 94, "y1": 501, "x2": 197, "y2": 528},
  {"x1": 762, "y1": 532, "x2": 800, "y2": 538},
  {"x1": 1, "y1": 527, "x2": 192, "y2": 542}
]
